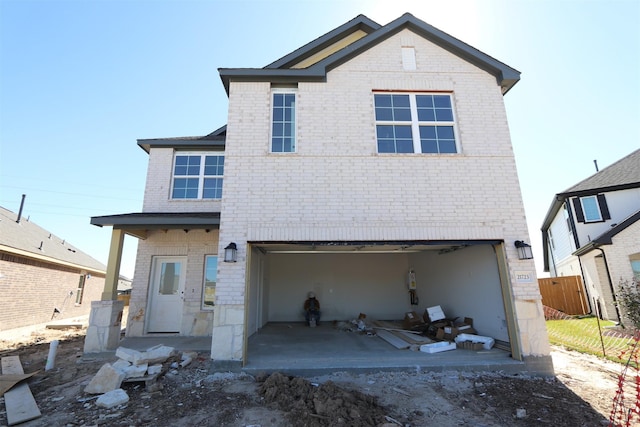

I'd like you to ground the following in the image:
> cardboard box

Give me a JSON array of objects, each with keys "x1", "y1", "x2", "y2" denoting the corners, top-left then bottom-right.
[
  {"x1": 403, "y1": 311, "x2": 424, "y2": 330},
  {"x1": 454, "y1": 333, "x2": 495, "y2": 350},
  {"x1": 423, "y1": 305, "x2": 446, "y2": 323},
  {"x1": 456, "y1": 341, "x2": 484, "y2": 351},
  {"x1": 435, "y1": 317, "x2": 476, "y2": 341}
]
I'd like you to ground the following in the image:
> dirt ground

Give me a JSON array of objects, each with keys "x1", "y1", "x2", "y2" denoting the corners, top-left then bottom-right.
[{"x1": 0, "y1": 327, "x2": 629, "y2": 427}]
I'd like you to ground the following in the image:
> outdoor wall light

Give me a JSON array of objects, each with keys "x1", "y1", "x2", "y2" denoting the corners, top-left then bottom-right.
[
  {"x1": 514, "y1": 240, "x2": 533, "y2": 260},
  {"x1": 224, "y1": 242, "x2": 238, "y2": 263}
]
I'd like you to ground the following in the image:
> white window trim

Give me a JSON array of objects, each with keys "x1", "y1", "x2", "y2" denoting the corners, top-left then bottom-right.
[
  {"x1": 171, "y1": 151, "x2": 224, "y2": 200},
  {"x1": 374, "y1": 92, "x2": 460, "y2": 154},
  {"x1": 270, "y1": 89, "x2": 297, "y2": 154}
]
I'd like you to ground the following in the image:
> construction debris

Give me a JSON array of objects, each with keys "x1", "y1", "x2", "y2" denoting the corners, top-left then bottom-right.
[
  {"x1": 96, "y1": 388, "x2": 129, "y2": 409},
  {"x1": 1, "y1": 356, "x2": 41, "y2": 425}
]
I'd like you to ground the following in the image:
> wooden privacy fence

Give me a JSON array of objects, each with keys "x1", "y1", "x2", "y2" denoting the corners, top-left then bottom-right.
[{"x1": 538, "y1": 275, "x2": 589, "y2": 315}]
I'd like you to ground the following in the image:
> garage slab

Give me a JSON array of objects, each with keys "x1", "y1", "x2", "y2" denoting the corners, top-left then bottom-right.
[
  {"x1": 115, "y1": 323, "x2": 528, "y2": 376},
  {"x1": 243, "y1": 322, "x2": 524, "y2": 376}
]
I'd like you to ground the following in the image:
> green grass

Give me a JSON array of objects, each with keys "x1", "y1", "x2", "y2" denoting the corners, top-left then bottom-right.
[{"x1": 546, "y1": 317, "x2": 639, "y2": 365}]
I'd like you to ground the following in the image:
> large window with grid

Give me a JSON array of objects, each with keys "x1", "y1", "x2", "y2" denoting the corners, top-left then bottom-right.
[
  {"x1": 271, "y1": 91, "x2": 296, "y2": 153},
  {"x1": 171, "y1": 153, "x2": 224, "y2": 199},
  {"x1": 374, "y1": 93, "x2": 458, "y2": 154}
]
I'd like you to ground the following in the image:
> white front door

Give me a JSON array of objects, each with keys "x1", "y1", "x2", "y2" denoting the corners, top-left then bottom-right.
[{"x1": 147, "y1": 256, "x2": 186, "y2": 333}]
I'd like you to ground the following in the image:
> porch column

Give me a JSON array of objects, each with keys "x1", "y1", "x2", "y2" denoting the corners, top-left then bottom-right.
[
  {"x1": 84, "y1": 228, "x2": 125, "y2": 353},
  {"x1": 102, "y1": 228, "x2": 125, "y2": 300}
]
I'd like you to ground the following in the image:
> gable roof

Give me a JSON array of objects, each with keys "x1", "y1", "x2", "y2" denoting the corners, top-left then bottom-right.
[
  {"x1": 0, "y1": 205, "x2": 107, "y2": 274},
  {"x1": 219, "y1": 13, "x2": 520, "y2": 95}
]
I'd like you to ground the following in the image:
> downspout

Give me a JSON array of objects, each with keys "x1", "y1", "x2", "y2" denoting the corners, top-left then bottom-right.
[{"x1": 595, "y1": 247, "x2": 622, "y2": 324}]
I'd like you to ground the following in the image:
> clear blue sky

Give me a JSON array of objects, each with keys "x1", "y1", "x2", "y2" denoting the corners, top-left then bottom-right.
[{"x1": 1, "y1": 0, "x2": 638, "y2": 278}]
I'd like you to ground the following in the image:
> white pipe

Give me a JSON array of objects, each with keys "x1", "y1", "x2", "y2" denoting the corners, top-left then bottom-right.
[{"x1": 45, "y1": 340, "x2": 59, "y2": 371}]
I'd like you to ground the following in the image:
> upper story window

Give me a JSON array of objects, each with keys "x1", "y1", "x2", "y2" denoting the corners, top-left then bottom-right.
[
  {"x1": 374, "y1": 93, "x2": 457, "y2": 154},
  {"x1": 573, "y1": 194, "x2": 611, "y2": 223},
  {"x1": 271, "y1": 91, "x2": 296, "y2": 153},
  {"x1": 172, "y1": 153, "x2": 224, "y2": 199}
]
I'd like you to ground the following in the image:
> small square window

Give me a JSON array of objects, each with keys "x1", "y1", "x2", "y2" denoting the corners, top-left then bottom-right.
[{"x1": 580, "y1": 196, "x2": 602, "y2": 222}]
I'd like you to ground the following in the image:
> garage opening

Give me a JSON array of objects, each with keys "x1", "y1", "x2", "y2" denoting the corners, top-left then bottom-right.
[{"x1": 244, "y1": 240, "x2": 517, "y2": 370}]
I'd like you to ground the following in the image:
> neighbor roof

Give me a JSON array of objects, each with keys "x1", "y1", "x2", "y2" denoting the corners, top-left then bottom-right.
[
  {"x1": 219, "y1": 12, "x2": 520, "y2": 95},
  {"x1": 0, "y1": 206, "x2": 107, "y2": 273},
  {"x1": 541, "y1": 149, "x2": 640, "y2": 232},
  {"x1": 573, "y1": 209, "x2": 640, "y2": 256},
  {"x1": 540, "y1": 149, "x2": 640, "y2": 272}
]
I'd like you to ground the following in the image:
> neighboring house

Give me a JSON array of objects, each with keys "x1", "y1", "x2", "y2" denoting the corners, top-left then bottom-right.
[
  {"x1": 0, "y1": 205, "x2": 106, "y2": 331},
  {"x1": 541, "y1": 149, "x2": 640, "y2": 322},
  {"x1": 90, "y1": 13, "x2": 551, "y2": 373}
]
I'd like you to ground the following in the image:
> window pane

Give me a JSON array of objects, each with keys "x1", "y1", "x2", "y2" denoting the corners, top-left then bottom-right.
[
  {"x1": 436, "y1": 126, "x2": 455, "y2": 139},
  {"x1": 395, "y1": 125, "x2": 412, "y2": 139},
  {"x1": 203, "y1": 178, "x2": 223, "y2": 199},
  {"x1": 272, "y1": 92, "x2": 296, "y2": 152},
  {"x1": 159, "y1": 262, "x2": 180, "y2": 295},
  {"x1": 392, "y1": 94, "x2": 410, "y2": 107},
  {"x1": 433, "y1": 95, "x2": 451, "y2": 108},
  {"x1": 374, "y1": 94, "x2": 392, "y2": 107},
  {"x1": 416, "y1": 95, "x2": 434, "y2": 108},
  {"x1": 375, "y1": 107, "x2": 393, "y2": 121},
  {"x1": 377, "y1": 140, "x2": 396, "y2": 153},
  {"x1": 172, "y1": 178, "x2": 199, "y2": 199},
  {"x1": 439, "y1": 139, "x2": 457, "y2": 153},
  {"x1": 377, "y1": 125, "x2": 394, "y2": 139},
  {"x1": 581, "y1": 196, "x2": 602, "y2": 221},
  {"x1": 203, "y1": 256, "x2": 218, "y2": 307},
  {"x1": 204, "y1": 156, "x2": 224, "y2": 176},
  {"x1": 417, "y1": 109, "x2": 436, "y2": 121},
  {"x1": 417, "y1": 94, "x2": 453, "y2": 123},
  {"x1": 419, "y1": 126, "x2": 436, "y2": 139},
  {"x1": 419, "y1": 125, "x2": 457, "y2": 154},
  {"x1": 396, "y1": 140, "x2": 414, "y2": 153},
  {"x1": 435, "y1": 109, "x2": 453, "y2": 121},
  {"x1": 376, "y1": 125, "x2": 413, "y2": 153},
  {"x1": 421, "y1": 140, "x2": 438, "y2": 153},
  {"x1": 175, "y1": 155, "x2": 201, "y2": 176},
  {"x1": 283, "y1": 138, "x2": 295, "y2": 152}
]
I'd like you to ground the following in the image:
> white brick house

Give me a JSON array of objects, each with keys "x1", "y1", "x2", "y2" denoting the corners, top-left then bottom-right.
[
  {"x1": 90, "y1": 13, "x2": 552, "y2": 374},
  {"x1": 541, "y1": 149, "x2": 640, "y2": 322}
]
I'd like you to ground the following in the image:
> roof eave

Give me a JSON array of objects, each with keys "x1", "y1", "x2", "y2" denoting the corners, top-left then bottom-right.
[{"x1": 137, "y1": 139, "x2": 225, "y2": 153}]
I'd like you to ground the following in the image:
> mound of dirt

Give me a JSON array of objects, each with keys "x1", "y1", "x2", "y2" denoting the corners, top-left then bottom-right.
[{"x1": 258, "y1": 372, "x2": 390, "y2": 426}]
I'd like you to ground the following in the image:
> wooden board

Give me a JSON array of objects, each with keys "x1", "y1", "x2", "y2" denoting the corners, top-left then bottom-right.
[
  {"x1": 1, "y1": 356, "x2": 41, "y2": 425},
  {"x1": 392, "y1": 330, "x2": 433, "y2": 345},
  {"x1": 376, "y1": 330, "x2": 410, "y2": 349}
]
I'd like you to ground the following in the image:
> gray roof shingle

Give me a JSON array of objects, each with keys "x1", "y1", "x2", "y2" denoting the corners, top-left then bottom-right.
[{"x1": 0, "y1": 205, "x2": 107, "y2": 273}]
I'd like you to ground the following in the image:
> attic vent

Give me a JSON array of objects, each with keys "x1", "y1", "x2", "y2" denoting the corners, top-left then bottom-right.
[{"x1": 402, "y1": 47, "x2": 416, "y2": 71}]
